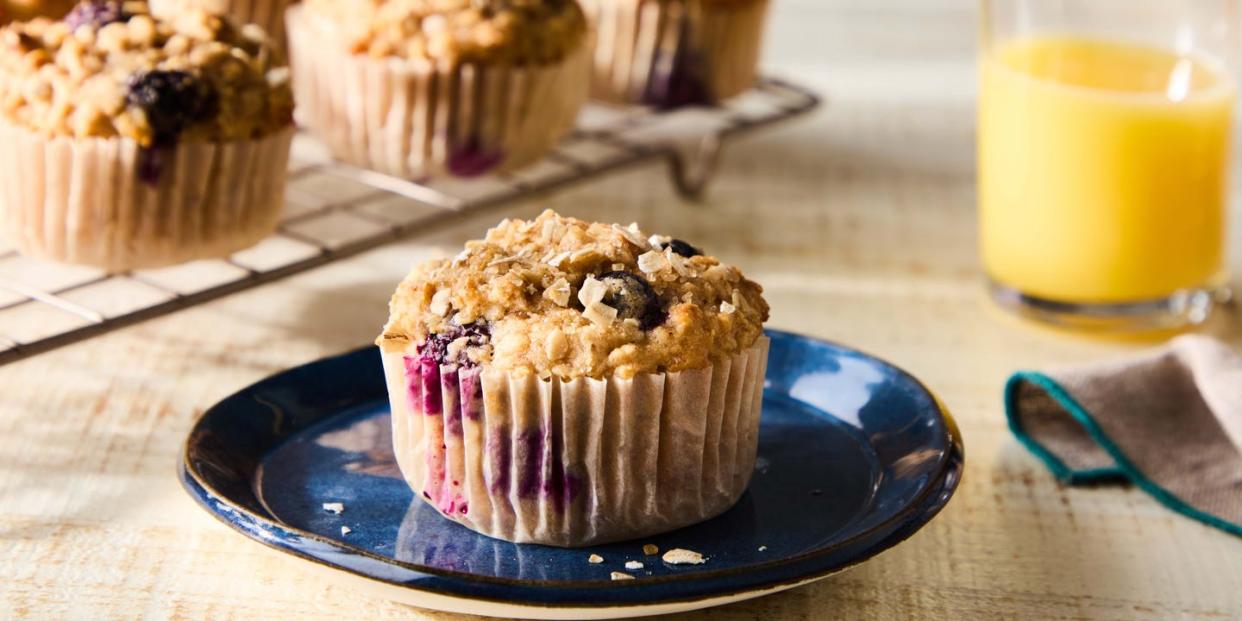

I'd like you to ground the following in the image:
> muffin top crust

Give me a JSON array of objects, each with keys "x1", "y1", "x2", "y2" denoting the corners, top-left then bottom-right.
[
  {"x1": 298, "y1": 0, "x2": 586, "y2": 65},
  {"x1": 378, "y1": 210, "x2": 769, "y2": 379},
  {"x1": 0, "y1": 1, "x2": 293, "y2": 146},
  {"x1": 1, "y1": 0, "x2": 79, "y2": 22}
]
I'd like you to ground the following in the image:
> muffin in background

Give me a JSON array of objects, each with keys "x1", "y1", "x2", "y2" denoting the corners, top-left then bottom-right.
[
  {"x1": 286, "y1": 0, "x2": 589, "y2": 180},
  {"x1": 148, "y1": 0, "x2": 292, "y2": 49},
  {"x1": 0, "y1": 1, "x2": 295, "y2": 271},
  {"x1": 582, "y1": 0, "x2": 770, "y2": 107},
  {"x1": 378, "y1": 210, "x2": 770, "y2": 546}
]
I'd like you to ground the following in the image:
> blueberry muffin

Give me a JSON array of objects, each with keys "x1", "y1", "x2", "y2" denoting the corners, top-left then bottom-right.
[
  {"x1": 583, "y1": 0, "x2": 770, "y2": 107},
  {"x1": 0, "y1": 1, "x2": 295, "y2": 270},
  {"x1": 286, "y1": 0, "x2": 589, "y2": 179},
  {"x1": 378, "y1": 210, "x2": 770, "y2": 546}
]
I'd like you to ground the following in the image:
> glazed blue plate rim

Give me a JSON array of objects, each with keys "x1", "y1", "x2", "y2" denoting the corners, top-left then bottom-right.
[
  {"x1": 180, "y1": 329, "x2": 964, "y2": 606},
  {"x1": 179, "y1": 435, "x2": 962, "y2": 612}
]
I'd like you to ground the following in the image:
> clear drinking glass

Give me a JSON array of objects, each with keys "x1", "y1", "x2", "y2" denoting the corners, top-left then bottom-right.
[{"x1": 978, "y1": 0, "x2": 1238, "y2": 328}]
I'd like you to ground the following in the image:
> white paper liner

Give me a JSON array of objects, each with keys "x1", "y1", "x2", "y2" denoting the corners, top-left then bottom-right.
[
  {"x1": 0, "y1": 123, "x2": 294, "y2": 271},
  {"x1": 582, "y1": 0, "x2": 769, "y2": 105},
  {"x1": 150, "y1": 0, "x2": 292, "y2": 49},
  {"x1": 382, "y1": 336, "x2": 770, "y2": 547},
  {"x1": 286, "y1": 5, "x2": 590, "y2": 180}
]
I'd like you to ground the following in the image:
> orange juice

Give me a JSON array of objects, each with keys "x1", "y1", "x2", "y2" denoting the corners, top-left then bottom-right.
[{"x1": 979, "y1": 36, "x2": 1234, "y2": 303}]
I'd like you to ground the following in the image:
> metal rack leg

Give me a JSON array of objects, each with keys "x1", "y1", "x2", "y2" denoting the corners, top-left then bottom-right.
[{"x1": 668, "y1": 134, "x2": 723, "y2": 201}]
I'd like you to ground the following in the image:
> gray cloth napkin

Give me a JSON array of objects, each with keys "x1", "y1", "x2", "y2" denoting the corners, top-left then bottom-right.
[{"x1": 1006, "y1": 335, "x2": 1242, "y2": 537}]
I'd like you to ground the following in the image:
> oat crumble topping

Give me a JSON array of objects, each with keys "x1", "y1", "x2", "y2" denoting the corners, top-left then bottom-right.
[
  {"x1": 299, "y1": 0, "x2": 586, "y2": 65},
  {"x1": 378, "y1": 210, "x2": 769, "y2": 379},
  {"x1": 0, "y1": 1, "x2": 293, "y2": 145}
]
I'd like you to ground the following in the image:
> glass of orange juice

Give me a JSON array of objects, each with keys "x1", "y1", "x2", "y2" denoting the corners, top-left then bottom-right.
[{"x1": 979, "y1": 0, "x2": 1238, "y2": 328}]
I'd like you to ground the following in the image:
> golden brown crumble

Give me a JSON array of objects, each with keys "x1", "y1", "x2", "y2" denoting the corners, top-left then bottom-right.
[
  {"x1": 0, "y1": 1, "x2": 293, "y2": 145},
  {"x1": 299, "y1": 0, "x2": 586, "y2": 65},
  {"x1": 378, "y1": 210, "x2": 769, "y2": 379}
]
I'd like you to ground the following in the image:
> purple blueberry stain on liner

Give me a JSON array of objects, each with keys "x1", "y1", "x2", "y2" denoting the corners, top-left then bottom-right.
[
  {"x1": 402, "y1": 356, "x2": 423, "y2": 411},
  {"x1": 441, "y1": 370, "x2": 463, "y2": 436},
  {"x1": 459, "y1": 369, "x2": 483, "y2": 422},
  {"x1": 414, "y1": 322, "x2": 490, "y2": 417},
  {"x1": 446, "y1": 136, "x2": 504, "y2": 177},
  {"x1": 487, "y1": 427, "x2": 511, "y2": 495},
  {"x1": 419, "y1": 358, "x2": 442, "y2": 415},
  {"x1": 515, "y1": 428, "x2": 545, "y2": 499},
  {"x1": 483, "y1": 424, "x2": 583, "y2": 510},
  {"x1": 440, "y1": 494, "x2": 467, "y2": 516},
  {"x1": 641, "y1": 15, "x2": 714, "y2": 109},
  {"x1": 136, "y1": 149, "x2": 165, "y2": 186},
  {"x1": 545, "y1": 419, "x2": 581, "y2": 513}
]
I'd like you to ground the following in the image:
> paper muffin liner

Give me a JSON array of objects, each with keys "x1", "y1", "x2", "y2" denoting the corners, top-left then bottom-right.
[
  {"x1": 0, "y1": 123, "x2": 294, "y2": 272},
  {"x1": 286, "y1": 5, "x2": 590, "y2": 180},
  {"x1": 150, "y1": 0, "x2": 292, "y2": 49},
  {"x1": 582, "y1": 0, "x2": 770, "y2": 106},
  {"x1": 381, "y1": 336, "x2": 770, "y2": 547}
]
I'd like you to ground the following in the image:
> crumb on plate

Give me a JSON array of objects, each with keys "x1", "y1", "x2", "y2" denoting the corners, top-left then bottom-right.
[{"x1": 662, "y1": 548, "x2": 705, "y2": 565}]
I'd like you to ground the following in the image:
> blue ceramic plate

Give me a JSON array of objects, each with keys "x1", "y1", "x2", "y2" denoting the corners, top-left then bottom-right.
[{"x1": 181, "y1": 330, "x2": 963, "y2": 619}]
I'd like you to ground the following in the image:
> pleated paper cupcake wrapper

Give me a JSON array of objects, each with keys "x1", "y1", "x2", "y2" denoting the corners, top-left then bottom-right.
[
  {"x1": 150, "y1": 0, "x2": 292, "y2": 49},
  {"x1": 381, "y1": 336, "x2": 770, "y2": 547},
  {"x1": 286, "y1": 6, "x2": 590, "y2": 180},
  {"x1": 0, "y1": 123, "x2": 294, "y2": 272},
  {"x1": 582, "y1": 0, "x2": 769, "y2": 105}
]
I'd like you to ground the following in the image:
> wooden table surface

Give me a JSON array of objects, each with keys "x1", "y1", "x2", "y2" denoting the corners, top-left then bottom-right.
[{"x1": 5, "y1": 1, "x2": 1242, "y2": 619}]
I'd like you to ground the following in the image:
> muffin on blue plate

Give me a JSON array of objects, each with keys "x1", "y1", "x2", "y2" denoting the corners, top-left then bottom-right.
[{"x1": 378, "y1": 210, "x2": 770, "y2": 546}]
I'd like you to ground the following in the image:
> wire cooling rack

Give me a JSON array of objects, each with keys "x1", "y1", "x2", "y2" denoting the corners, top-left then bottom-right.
[{"x1": 0, "y1": 78, "x2": 818, "y2": 366}]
